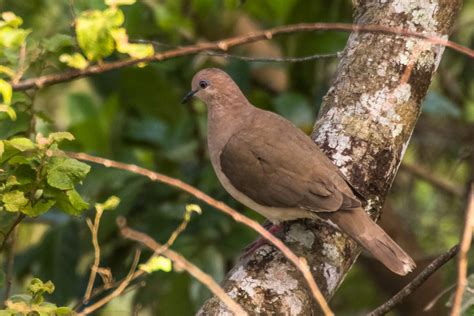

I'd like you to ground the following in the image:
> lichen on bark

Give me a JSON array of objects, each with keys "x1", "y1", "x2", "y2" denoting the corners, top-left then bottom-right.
[{"x1": 199, "y1": 1, "x2": 462, "y2": 315}]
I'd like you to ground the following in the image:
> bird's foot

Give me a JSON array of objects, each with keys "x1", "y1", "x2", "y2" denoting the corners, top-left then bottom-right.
[{"x1": 241, "y1": 224, "x2": 283, "y2": 258}]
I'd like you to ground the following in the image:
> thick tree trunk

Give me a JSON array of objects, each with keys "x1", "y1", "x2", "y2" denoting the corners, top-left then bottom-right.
[{"x1": 199, "y1": 1, "x2": 462, "y2": 314}]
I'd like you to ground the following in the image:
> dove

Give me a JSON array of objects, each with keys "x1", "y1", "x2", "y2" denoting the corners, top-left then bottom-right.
[{"x1": 183, "y1": 68, "x2": 415, "y2": 275}]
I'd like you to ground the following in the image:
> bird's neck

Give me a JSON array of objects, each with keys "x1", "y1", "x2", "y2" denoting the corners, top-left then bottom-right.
[{"x1": 207, "y1": 99, "x2": 254, "y2": 165}]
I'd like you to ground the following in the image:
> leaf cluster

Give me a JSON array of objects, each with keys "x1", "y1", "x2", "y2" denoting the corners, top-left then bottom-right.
[
  {"x1": 60, "y1": 0, "x2": 153, "y2": 69},
  {"x1": 0, "y1": 278, "x2": 73, "y2": 316},
  {"x1": 0, "y1": 132, "x2": 90, "y2": 217}
]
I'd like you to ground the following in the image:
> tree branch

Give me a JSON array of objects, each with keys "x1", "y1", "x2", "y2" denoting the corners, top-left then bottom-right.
[
  {"x1": 116, "y1": 217, "x2": 247, "y2": 316},
  {"x1": 368, "y1": 244, "x2": 459, "y2": 316},
  {"x1": 11, "y1": 22, "x2": 472, "y2": 91},
  {"x1": 64, "y1": 151, "x2": 332, "y2": 315}
]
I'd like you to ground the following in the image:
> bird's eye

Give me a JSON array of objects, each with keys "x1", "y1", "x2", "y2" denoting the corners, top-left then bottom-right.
[{"x1": 199, "y1": 80, "x2": 209, "y2": 89}]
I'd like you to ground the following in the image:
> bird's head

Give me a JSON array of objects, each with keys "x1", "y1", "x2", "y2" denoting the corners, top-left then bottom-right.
[{"x1": 182, "y1": 68, "x2": 246, "y2": 106}]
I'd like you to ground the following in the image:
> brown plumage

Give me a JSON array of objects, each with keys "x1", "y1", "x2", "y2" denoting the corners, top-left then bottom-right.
[{"x1": 184, "y1": 68, "x2": 416, "y2": 275}]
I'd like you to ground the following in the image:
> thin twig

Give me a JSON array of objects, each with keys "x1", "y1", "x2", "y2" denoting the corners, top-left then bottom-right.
[
  {"x1": 73, "y1": 205, "x2": 191, "y2": 311},
  {"x1": 2, "y1": 225, "x2": 20, "y2": 307},
  {"x1": 368, "y1": 244, "x2": 460, "y2": 316},
  {"x1": 424, "y1": 283, "x2": 456, "y2": 311},
  {"x1": 117, "y1": 218, "x2": 248, "y2": 316},
  {"x1": 450, "y1": 184, "x2": 474, "y2": 316},
  {"x1": 65, "y1": 151, "x2": 333, "y2": 316},
  {"x1": 134, "y1": 40, "x2": 342, "y2": 62},
  {"x1": 78, "y1": 249, "x2": 141, "y2": 315},
  {"x1": 400, "y1": 161, "x2": 464, "y2": 197},
  {"x1": 11, "y1": 22, "x2": 473, "y2": 91},
  {"x1": 12, "y1": 42, "x2": 27, "y2": 84},
  {"x1": 83, "y1": 206, "x2": 104, "y2": 303},
  {"x1": 0, "y1": 213, "x2": 26, "y2": 253}
]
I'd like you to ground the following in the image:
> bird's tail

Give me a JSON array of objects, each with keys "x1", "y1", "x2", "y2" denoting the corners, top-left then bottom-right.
[{"x1": 322, "y1": 208, "x2": 416, "y2": 275}]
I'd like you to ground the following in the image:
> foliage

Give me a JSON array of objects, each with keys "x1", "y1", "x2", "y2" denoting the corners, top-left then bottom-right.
[
  {"x1": 60, "y1": 0, "x2": 153, "y2": 68},
  {"x1": 0, "y1": 11, "x2": 30, "y2": 120},
  {"x1": 0, "y1": 0, "x2": 471, "y2": 315},
  {"x1": 0, "y1": 132, "x2": 90, "y2": 217},
  {"x1": 0, "y1": 278, "x2": 73, "y2": 315}
]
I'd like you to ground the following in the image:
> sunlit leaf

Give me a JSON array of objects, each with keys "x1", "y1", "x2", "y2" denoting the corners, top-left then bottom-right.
[
  {"x1": 75, "y1": 8, "x2": 124, "y2": 61},
  {"x1": 96, "y1": 195, "x2": 120, "y2": 211},
  {"x1": 111, "y1": 28, "x2": 154, "y2": 59},
  {"x1": 105, "y1": 0, "x2": 136, "y2": 6},
  {"x1": 28, "y1": 278, "x2": 55, "y2": 296},
  {"x1": 139, "y1": 256, "x2": 172, "y2": 273},
  {"x1": 5, "y1": 137, "x2": 34, "y2": 151},
  {"x1": 59, "y1": 53, "x2": 89, "y2": 70},
  {"x1": 47, "y1": 132, "x2": 75, "y2": 144},
  {"x1": 2, "y1": 190, "x2": 28, "y2": 212},
  {"x1": 0, "y1": 12, "x2": 23, "y2": 28},
  {"x1": 184, "y1": 204, "x2": 202, "y2": 221},
  {"x1": 0, "y1": 104, "x2": 16, "y2": 120},
  {"x1": 0, "y1": 79, "x2": 12, "y2": 105}
]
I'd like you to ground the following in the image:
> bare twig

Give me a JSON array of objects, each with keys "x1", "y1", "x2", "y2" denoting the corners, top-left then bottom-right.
[
  {"x1": 135, "y1": 39, "x2": 342, "y2": 62},
  {"x1": 0, "y1": 213, "x2": 26, "y2": 253},
  {"x1": 400, "y1": 162, "x2": 464, "y2": 197},
  {"x1": 117, "y1": 217, "x2": 247, "y2": 316},
  {"x1": 12, "y1": 43, "x2": 27, "y2": 84},
  {"x1": 2, "y1": 225, "x2": 20, "y2": 307},
  {"x1": 11, "y1": 23, "x2": 473, "y2": 91},
  {"x1": 424, "y1": 283, "x2": 456, "y2": 311},
  {"x1": 65, "y1": 151, "x2": 333, "y2": 315},
  {"x1": 450, "y1": 185, "x2": 474, "y2": 316},
  {"x1": 73, "y1": 205, "x2": 192, "y2": 311},
  {"x1": 83, "y1": 205, "x2": 105, "y2": 303},
  {"x1": 78, "y1": 249, "x2": 141, "y2": 315},
  {"x1": 368, "y1": 244, "x2": 460, "y2": 316}
]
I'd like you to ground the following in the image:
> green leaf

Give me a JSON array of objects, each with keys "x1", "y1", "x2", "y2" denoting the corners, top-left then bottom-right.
[
  {"x1": 0, "y1": 27, "x2": 30, "y2": 50},
  {"x1": 0, "y1": 12, "x2": 23, "y2": 28},
  {"x1": 5, "y1": 137, "x2": 34, "y2": 151},
  {"x1": 75, "y1": 8, "x2": 124, "y2": 61},
  {"x1": 5, "y1": 176, "x2": 19, "y2": 189},
  {"x1": 22, "y1": 200, "x2": 56, "y2": 217},
  {"x1": 27, "y1": 278, "x2": 55, "y2": 296},
  {"x1": 59, "y1": 53, "x2": 89, "y2": 70},
  {"x1": 139, "y1": 256, "x2": 172, "y2": 273},
  {"x1": 2, "y1": 190, "x2": 28, "y2": 212},
  {"x1": 47, "y1": 132, "x2": 75, "y2": 144},
  {"x1": 0, "y1": 79, "x2": 12, "y2": 105},
  {"x1": 0, "y1": 140, "x2": 3, "y2": 157},
  {"x1": 105, "y1": 0, "x2": 136, "y2": 6},
  {"x1": 111, "y1": 28, "x2": 154, "y2": 59},
  {"x1": 54, "y1": 307, "x2": 74, "y2": 315},
  {"x1": 0, "y1": 104, "x2": 17, "y2": 120},
  {"x1": 96, "y1": 195, "x2": 120, "y2": 211},
  {"x1": 0, "y1": 269, "x2": 4, "y2": 288},
  {"x1": 66, "y1": 189, "x2": 88, "y2": 212},
  {"x1": 46, "y1": 156, "x2": 90, "y2": 190},
  {"x1": 185, "y1": 204, "x2": 202, "y2": 221},
  {"x1": 42, "y1": 34, "x2": 74, "y2": 52}
]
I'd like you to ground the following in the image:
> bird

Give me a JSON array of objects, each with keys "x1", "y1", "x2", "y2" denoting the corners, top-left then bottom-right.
[{"x1": 182, "y1": 68, "x2": 416, "y2": 276}]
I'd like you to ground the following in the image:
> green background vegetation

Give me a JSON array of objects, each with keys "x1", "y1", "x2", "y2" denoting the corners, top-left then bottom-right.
[{"x1": 0, "y1": 0, "x2": 473, "y2": 315}]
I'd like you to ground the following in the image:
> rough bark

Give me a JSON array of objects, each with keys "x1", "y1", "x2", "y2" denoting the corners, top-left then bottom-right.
[{"x1": 199, "y1": 1, "x2": 462, "y2": 314}]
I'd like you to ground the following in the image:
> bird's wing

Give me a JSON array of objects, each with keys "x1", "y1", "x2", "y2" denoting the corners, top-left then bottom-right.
[{"x1": 219, "y1": 111, "x2": 360, "y2": 212}]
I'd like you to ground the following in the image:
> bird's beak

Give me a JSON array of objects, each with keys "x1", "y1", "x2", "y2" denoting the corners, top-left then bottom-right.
[{"x1": 181, "y1": 89, "x2": 198, "y2": 104}]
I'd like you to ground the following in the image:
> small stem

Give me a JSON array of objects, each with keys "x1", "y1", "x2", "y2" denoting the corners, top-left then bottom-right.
[
  {"x1": 0, "y1": 213, "x2": 26, "y2": 253},
  {"x1": 2, "y1": 224, "x2": 20, "y2": 307}
]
